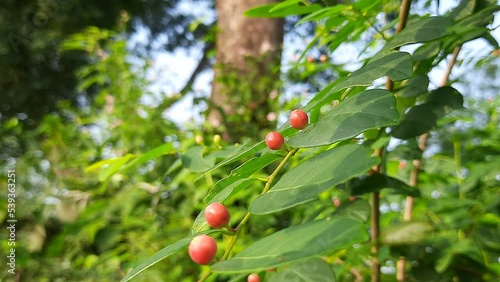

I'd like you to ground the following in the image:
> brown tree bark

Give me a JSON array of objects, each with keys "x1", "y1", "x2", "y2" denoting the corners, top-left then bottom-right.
[{"x1": 209, "y1": 0, "x2": 284, "y2": 142}]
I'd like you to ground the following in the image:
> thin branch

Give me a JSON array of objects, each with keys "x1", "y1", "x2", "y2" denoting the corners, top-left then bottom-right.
[
  {"x1": 370, "y1": 148, "x2": 383, "y2": 282},
  {"x1": 370, "y1": 191, "x2": 381, "y2": 282},
  {"x1": 179, "y1": 42, "x2": 214, "y2": 95},
  {"x1": 384, "y1": 1, "x2": 412, "y2": 281}
]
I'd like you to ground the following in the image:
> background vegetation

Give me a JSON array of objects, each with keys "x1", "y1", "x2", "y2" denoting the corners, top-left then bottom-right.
[{"x1": 0, "y1": 0, "x2": 499, "y2": 281}]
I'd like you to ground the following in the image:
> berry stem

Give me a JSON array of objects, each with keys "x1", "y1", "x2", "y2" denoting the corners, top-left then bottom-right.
[{"x1": 197, "y1": 148, "x2": 299, "y2": 282}]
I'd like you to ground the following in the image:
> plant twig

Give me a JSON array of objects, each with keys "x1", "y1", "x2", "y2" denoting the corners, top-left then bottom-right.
[
  {"x1": 197, "y1": 148, "x2": 299, "y2": 282},
  {"x1": 370, "y1": 148, "x2": 383, "y2": 282}
]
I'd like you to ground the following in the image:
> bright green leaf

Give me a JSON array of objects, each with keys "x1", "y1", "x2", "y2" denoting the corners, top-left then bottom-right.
[
  {"x1": 396, "y1": 75, "x2": 430, "y2": 98},
  {"x1": 249, "y1": 144, "x2": 379, "y2": 215},
  {"x1": 391, "y1": 86, "x2": 463, "y2": 139},
  {"x1": 296, "y1": 5, "x2": 347, "y2": 25},
  {"x1": 211, "y1": 217, "x2": 368, "y2": 272},
  {"x1": 289, "y1": 89, "x2": 399, "y2": 148},
  {"x1": 245, "y1": 3, "x2": 321, "y2": 18}
]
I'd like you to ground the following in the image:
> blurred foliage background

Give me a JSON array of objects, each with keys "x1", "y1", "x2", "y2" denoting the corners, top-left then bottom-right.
[{"x1": 0, "y1": 0, "x2": 499, "y2": 281}]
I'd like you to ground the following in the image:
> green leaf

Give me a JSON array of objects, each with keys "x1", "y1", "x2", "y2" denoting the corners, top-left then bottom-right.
[
  {"x1": 448, "y1": 0, "x2": 477, "y2": 20},
  {"x1": 181, "y1": 146, "x2": 215, "y2": 172},
  {"x1": 249, "y1": 144, "x2": 379, "y2": 215},
  {"x1": 120, "y1": 143, "x2": 176, "y2": 171},
  {"x1": 332, "y1": 198, "x2": 371, "y2": 222},
  {"x1": 245, "y1": 3, "x2": 321, "y2": 18},
  {"x1": 192, "y1": 178, "x2": 256, "y2": 233},
  {"x1": 211, "y1": 217, "x2": 368, "y2": 272},
  {"x1": 205, "y1": 154, "x2": 281, "y2": 202},
  {"x1": 350, "y1": 174, "x2": 420, "y2": 197},
  {"x1": 269, "y1": 0, "x2": 304, "y2": 12},
  {"x1": 339, "y1": 52, "x2": 413, "y2": 90},
  {"x1": 268, "y1": 257, "x2": 336, "y2": 282},
  {"x1": 97, "y1": 154, "x2": 134, "y2": 181},
  {"x1": 303, "y1": 52, "x2": 412, "y2": 112},
  {"x1": 380, "y1": 16, "x2": 452, "y2": 52},
  {"x1": 289, "y1": 89, "x2": 399, "y2": 148},
  {"x1": 391, "y1": 86, "x2": 463, "y2": 139},
  {"x1": 121, "y1": 230, "x2": 219, "y2": 282},
  {"x1": 296, "y1": 5, "x2": 347, "y2": 25},
  {"x1": 382, "y1": 222, "x2": 433, "y2": 245}
]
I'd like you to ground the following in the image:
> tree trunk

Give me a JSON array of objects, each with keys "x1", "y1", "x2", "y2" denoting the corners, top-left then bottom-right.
[{"x1": 209, "y1": 0, "x2": 284, "y2": 142}]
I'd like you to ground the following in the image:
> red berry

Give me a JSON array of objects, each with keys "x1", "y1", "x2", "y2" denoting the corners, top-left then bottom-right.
[
  {"x1": 247, "y1": 273, "x2": 261, "y2": 282},
  {"x1": 188, "y1": 235, "x2": 217, "y2": 265},
  {"x1": 205, "y1": 203, "x2": 230, "y2": 228},
  {"x1": 265, "y1": 132, "x2": 284, "y2": 150},
  {"x1": 349, "y1": 196, "x2": 356, "y2": 202},
  {"x1": 332, "y1": 197, "x2": 341, "y2": 207},
  {"x1": 289, "y1": 109, "x2": 309, "y2": 130}
]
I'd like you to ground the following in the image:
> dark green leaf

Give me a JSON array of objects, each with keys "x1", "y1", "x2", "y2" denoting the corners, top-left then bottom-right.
[
  {"x1": 268, "y1": 257, "x2": 336, "y2": 282},
  {"x1": 97, "y1": 154, "x2": 134, "y2": 181},
  {"x1": 121, "y1": 230, "x2": 219, "y2": 282},
  {"x1": 296, "y1": 5, "x2": 347, "y2": 25},
  {"x1": 350, "y1": 174, "x2": 420, "y2": 197},
  {"x1": 249, "y1": 144, "x2": 379, "y2": 215},
  {"x1": 396, "y1": 75, "x2": 430, "y2": 98},
  {"x1": 289, "y1": 89, "x2": 399, "y2": 148},
  {"x1": 211, "y1": 217, "x2": 368, "y2": 272},
  {"x1": 380, "y1": 16, "x2": 452, "y2": 52}
]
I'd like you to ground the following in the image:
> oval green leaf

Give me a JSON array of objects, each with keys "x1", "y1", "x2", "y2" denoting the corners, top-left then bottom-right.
[
  {"x1": 211, "y1": 217, "x2": 368, "y2": 273},
  {"x1": 289, "y1": 89, "x2": 399, "y2": 148},
  {"x1": 350, "y1": 174, "x2": 421, "y2": 197},
  {"x1": 249, "y1": 144, "x2": 379, "y2": 215}
]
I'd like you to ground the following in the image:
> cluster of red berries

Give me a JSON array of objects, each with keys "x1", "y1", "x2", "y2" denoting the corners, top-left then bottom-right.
[
  {"x1": 265, "y1": 109, "x2": 309, "y2": 150},
  {"x1": 188, "y1": 203, "x2": 261, "y2": 281}
]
